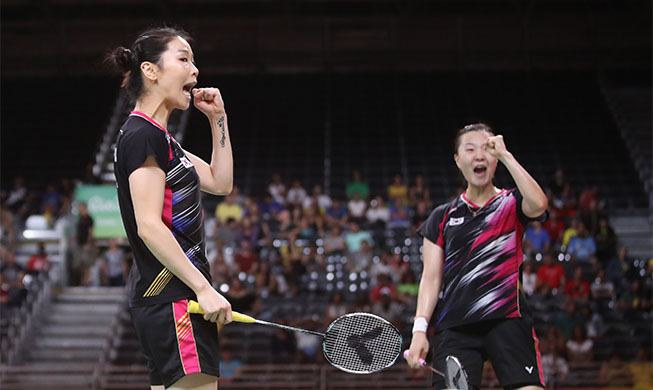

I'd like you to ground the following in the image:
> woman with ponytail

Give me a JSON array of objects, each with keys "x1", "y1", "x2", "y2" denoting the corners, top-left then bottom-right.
[{"x1": 108, "y1": 27, "x2": 233, "y2": 390}]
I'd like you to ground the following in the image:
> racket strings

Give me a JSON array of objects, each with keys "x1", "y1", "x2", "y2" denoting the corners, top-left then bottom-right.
[{"x1": 323, "y1": 313, "x2": 402, "y2": 374}]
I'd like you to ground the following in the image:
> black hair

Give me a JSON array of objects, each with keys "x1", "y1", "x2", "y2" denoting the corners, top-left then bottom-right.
[
  {"x1": 105, "y1": 27, "x2": 192, "y2": 103},
  {"x1": 453, "y1": 123, "x2": 495, "y2": 154}
]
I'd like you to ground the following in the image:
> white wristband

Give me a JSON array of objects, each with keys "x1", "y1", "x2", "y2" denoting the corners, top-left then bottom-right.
[{"x1": 412, "y1": 317, "x2": 429, "y2": 334}]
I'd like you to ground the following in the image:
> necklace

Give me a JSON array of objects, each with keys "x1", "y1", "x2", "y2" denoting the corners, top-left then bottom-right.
[{"x1": 466, "y1": 202, "x2": 481, "y2": 217}]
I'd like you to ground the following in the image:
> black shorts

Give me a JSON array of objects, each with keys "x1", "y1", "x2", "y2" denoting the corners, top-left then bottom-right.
[
  {"x1": 432, "y1": 316, "x2": 544, "y2": 390},
  {"x1": 130, "y1": 299, "x2": 220, "y2": 388}
]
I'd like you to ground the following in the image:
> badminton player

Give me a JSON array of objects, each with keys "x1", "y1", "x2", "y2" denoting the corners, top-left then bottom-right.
[
  {"x1": 406, "y1": 123, "x2": 547, "y2": 390},
  {"x1": 109, "y1": 27, "x2": 232, "y2": 390}
]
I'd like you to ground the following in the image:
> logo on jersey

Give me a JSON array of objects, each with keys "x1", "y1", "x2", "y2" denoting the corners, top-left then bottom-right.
[
  {"x1": 180, "y1": 157, "x2": 194, "y2": 168},
  {"x1": 525, "y1": 366, "x2": 533, "y2": 374},
  {"x1": 449, "y1": 217, "x2": 465, "y2": 226}
]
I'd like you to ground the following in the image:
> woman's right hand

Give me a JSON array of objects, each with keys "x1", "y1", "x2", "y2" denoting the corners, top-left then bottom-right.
[
  {"x1": 406, "y1": 331, "x2": 430, "y2": 369},
  {"x1": 196, "y1": 285, "x2": 233, "y2": 324}
]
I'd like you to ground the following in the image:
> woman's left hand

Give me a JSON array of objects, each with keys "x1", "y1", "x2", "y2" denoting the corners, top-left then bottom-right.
[
  {"x1": 193, "y1": 87, "x2": 225, "y2": 118},
  {"x1": 484, "y1": 135, "x2": 510, "y2": 161}
]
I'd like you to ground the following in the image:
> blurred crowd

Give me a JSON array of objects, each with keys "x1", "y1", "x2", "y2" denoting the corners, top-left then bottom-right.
[{"x1": 1, "y1": 167, "x2": 651, "y2": 386}]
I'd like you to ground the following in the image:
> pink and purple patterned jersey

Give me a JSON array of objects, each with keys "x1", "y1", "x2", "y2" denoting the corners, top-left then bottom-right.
[{"x1": 417, "y1": 189, "x2": 546, "y2": 331}]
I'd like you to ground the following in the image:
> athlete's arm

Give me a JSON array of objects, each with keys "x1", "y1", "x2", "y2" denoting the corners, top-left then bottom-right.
[
  {"x1": 485, "y1": 135, "x2": 548, "y2": 218},
  {"x1": 407, "y1": 237, "x2": 445, "y2": 369},
  {"x1": 185, "y1": 87, "x2": 233, "y2": 196},
  {"x1": 129, "y1": 156, "x2": 232, "y2": 324}
]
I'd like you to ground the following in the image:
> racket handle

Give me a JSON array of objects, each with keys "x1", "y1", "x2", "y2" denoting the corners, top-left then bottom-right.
[
  {"x1": 403, "y1": 350, "x2": 426, "y2": 366},
  {"x1": 187, "y1": 300, "x2": 256, "y2": 323}
]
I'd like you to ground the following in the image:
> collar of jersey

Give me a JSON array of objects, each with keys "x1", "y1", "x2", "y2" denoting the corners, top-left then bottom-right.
[
  {"x1": 461, "y1": 188, "x2": 507, "y2": 209},
  {"x1": 130, "y1": 111, "x2": 171, "y2": 136}
]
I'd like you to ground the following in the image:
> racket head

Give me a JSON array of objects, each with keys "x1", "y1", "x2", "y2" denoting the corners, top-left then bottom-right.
[
  {"x1": 445, "y1": 355, "x2": 470, "y2": 390},
  {"x1": 322, "y1": 312, "x2": 402, "y2": 374}
]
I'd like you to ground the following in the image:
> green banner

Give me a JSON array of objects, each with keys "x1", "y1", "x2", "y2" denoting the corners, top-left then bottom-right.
[{"x1": 74, "y1": 185, "x2": 126, "y2": 238}]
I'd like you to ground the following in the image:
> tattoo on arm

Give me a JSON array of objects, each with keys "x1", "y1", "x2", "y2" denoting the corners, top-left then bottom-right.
[{"x1": 218, "y1": 116, "x2": 226, "y2": 148}]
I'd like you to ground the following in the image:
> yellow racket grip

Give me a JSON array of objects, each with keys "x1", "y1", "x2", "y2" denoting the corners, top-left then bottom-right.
[{"x1": 187, "y1": 300, "x2": 256, "y2": 323}]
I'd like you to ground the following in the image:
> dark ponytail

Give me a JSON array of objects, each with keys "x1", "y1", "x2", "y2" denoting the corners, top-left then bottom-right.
[{"x1": 105, "y1": 27, "x2": 192, "y2": 103}]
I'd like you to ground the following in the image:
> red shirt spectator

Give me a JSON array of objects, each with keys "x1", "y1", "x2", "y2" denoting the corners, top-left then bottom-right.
[
  {"x1": 370, "y1": 274, "x2": 397, "y2": 304},
  {"x1": 536, "y1": 253, "x2": 565, "y2": 291},
  {"x1": 26, "y1": 244, "x2": 50, "y2": 272},
  {"x1": 565, "y1": 267, "x2": 590, "y2": 301},
  {"x1": 543, "y1": 209, "x2": 565, "y2": 244},
  {"x1": 235, "y1": 240, "x2": 259, "y2": 274}
]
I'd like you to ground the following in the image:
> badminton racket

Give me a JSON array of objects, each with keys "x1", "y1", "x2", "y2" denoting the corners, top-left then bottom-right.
[
  {"x1": 403, "y1": 350, "x2": 470, "y2": 390},
  {"x1": 188, "y1": 300, "x2": 402, "y2": 374}
]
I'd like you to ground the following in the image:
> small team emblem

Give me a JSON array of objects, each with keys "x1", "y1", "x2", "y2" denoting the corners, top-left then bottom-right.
[
  {"x1": 449, "y1": 217, "x2": 464, "y2": 226},
  {"x1": 180, "y1": 157, "x2": 194, "y2": 168}
]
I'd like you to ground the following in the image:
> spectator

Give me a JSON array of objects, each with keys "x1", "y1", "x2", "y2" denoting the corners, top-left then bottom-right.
[
  {"x1": 562, "y1": 217, "x2": 581, "y2": 248},
  {"x1": 268, "y1": 173, "x2": 286, "y2": 204},
  {"x1": 408, "y1": 174, "x2": 430, "y2": 207},
  {"x1": 72, "y1": 202, "x2": 95, "y2": 286},
  {"x1": 567, "y1": 222, "x2": 597, "y2": 263},
  {"x1": 0, "y1": 250, "x2": 26, "y2": 306},
  {"x1": 564, "y1": 266, "x2": 590, "y2": 304},
  {"x1": 40, "y1": 183, "x2": 62, "y2": 217},
  {"x1": 347, "y1": 192, "x2": 367, "y2": 224},
  {"x1": 366, "y1": 196, "x2": 390, "y2": 228},
  {"x1": 580, "y1": 304, "x2": 605, "y2": 339},
  {"x1": 302, "y1": 184, "x2": 331, "y2": 214},
  {"x1": 270, "y1": 320, "x2": 296, "y2": 363},
  {"x1": 594, "y1": 217, "x2": 618, "y2": 265},
  {"x1": 590, "y1": 268, "x2": 615, "y2": 302},
  {"x1": 372, "y1": 287, "x2": 403, "y2": 325},
  {"x1": 579, "y1": 198, "x2": 602, "y2": 236},
  {"x1": 387, "y1": 174, "x2": 408, "y2": 205},
  {"x1": 259, "y1": 194, "x2": 284, "y2": 222},
  {"x1": 295, "y1": 317, "x2": 322, "y2": 363},
  {"x1": 325, "y1": 199, "x2": 348, "y2": 227},
  {"x1": 388, "y1": 197, "x2": 411, "y2": 229},
  {"x1": 286, "y1": 179, "x2": 307, "y2": 207},
  {"x1": 215, "y1": 194, "x2": 244, "y2": 224},
  {"x1": 543, "y1": 208, "x2": 565, "y2": 246},
  {"x1": 536, "y1": 251, "x2": 566, "y2": 294},
  {"x1": 566, "y1": 324, "x2": 593, "y2": 363},
  {"x1": 234, "y1": 239, "x2": 259, "y2": 274},
  {"x1": 346, "y1": 169, "x2": 369, "y2": 200},
  {"x1": 554, "y1": 301, "x2": 584, "y2": 339},
  {"x1": 370, "y1": 273, "x2": 397, "y2": 304},
  {"x1": 599, "y1": 352, "x2": 634, "y2": 386},
  {"x1": 397, "y1": 268, "x2": 419, "y2": 304},
  {"x1": 238, "y1": 217, "x2": 261, "y2": 249},
  {"x1": 219, "y1": 346, "x2": 242, "y2": 384},
  {"x1": 26, "y1": 243, "x2": 50, "y2": 274},
  {"x1": 629, "y1": 347, "x2": 652, "y2": 390},
  {"x1": 524, "y1": 221, "x2": 551, "y2": 256},
  {"x1": 226, "y1": 277, "x2": 254, "y2": 313},
  {"x1": 345, "y1": 222, "x2": 373, "y2": 253},
  {"x1": 100, "y1": 239, "x2": 127, "y2": 286},
  {"x1": 412, "y1": 199, "x2": 431, "y2": 228},
  {"x1": 351, "y1": 240, "x2": 373, "y2": 273},
  {"x1": 548, "y1": 168, "x2": 567, "y2": 202},
  {"x1": 324, "y1": 292, "x2": 348, "y2": 326},
  {"x1": 5, "y1": 176, "x2": 27, "y2": 213},
  {"x1": 323, "y1": 226, "x2": 346, "y2": 254},
  {"x1": 618, "y1": 279, "x2": 652, "y2": 314},
  {"x1": 370, "y1": 251, "x2": 399, "y2": 284},
  {"x1": 540, "y1": 338, "x2": 569, "y2": 386},
  {"x1": 606, "y1": 246, "x2": 634, "y2": 287},
  {"x1": 0, "y1": 200, "x2": 17, "y2": 245},
  {"x1": 521, "y1": 261, "x2": 537, "y2": 296},
  {"x1": 579, "y1": 186, "x2": 600, "y2": 211}
]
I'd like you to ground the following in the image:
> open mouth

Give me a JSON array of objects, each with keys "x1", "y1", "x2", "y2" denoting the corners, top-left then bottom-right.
[
  {"x1": 182, "y1": 82, "x2": 196, "y2": 97},
  {"x1": 473, "y1": 166, "x2": 487, "y2": 176}
]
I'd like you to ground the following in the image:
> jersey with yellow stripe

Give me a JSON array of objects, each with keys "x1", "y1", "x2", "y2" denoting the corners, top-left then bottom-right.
[{"x1": 115, "y1": 112, "x2": 211, "y2": 307}]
